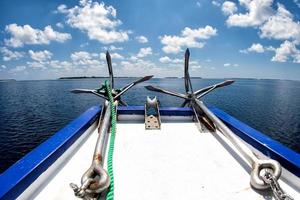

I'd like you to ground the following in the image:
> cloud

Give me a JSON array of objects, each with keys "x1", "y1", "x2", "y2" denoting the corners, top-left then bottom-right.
[
  {"x1": 27, "y1": 50, "x2": 54, "y2": 69},
  {"x1": 240, "y1": 42, "x2": 300, "y2": 63},
  {"x1": 135, "y1": 36, "x2": 148, "y2": 43},
  {"x1": 49, "y1": 60, "x2": 73, "y2": 69},
  {"x1": 224, "y1": 0, "x2": 300, "y2": 44},
  {"x1": 294, "y1": 0, "x2": 300, "y2": 8},
  {"x1": 99, "y1": 52, "x2": 124, "y2": 60},
  {"x1": 1, "y1": 47, "x2": 24, "y2": 61},
  {"x1": 271, "y1": 41, "x2": 300, "y2": 63},
  {"x1": 222, "y1": 1, "x2": 237, "y2": 15},
  {"x1": 223, "y1": 1, "x2": 300, "y2": 63},
  {"x1": 71, "y1": 51, "x2": 92, "y2": 62},
  {"x1": 224, "y1": 63, "x2": 239, "y2": 67},
  {"x1": 102, "y1": 45, "x2": 123, "y2": 51},
  {"x1": 240, "y1": 43, "x2": 265, "y2": 53},
  {"x1": 56, "y1": 22, "x2": 64, "y2": 28},
  {"x1": 57, "y1": 0, "x2": 129, "y2": 44},
  {"x1": 26, "y1": 50, "x2": 106, "y2": 71},
  {"x1": 137, "y1": 47, "x2": 152, "y2": 58},
  {"x1": 259, "y1": 4, "x2": 300, "y2": 43},
  {"x1": 159, "y1": 56, "x2": 182, "y2": 64},
  {"x1": 160, "y1": 26, "x2": 217, "y2": 54},
  {"x1": 119, "y1": 60, "x2": 155, "y2": 76},
  {"x1": 4, "y1": 24, "x2": 71, "y2": 48},
  {"x1": 118, "y1": 59, "x2": 182, "y2": 77},
  {"x1": 212, "y1": 1, "x2": 221, "y2": 7},
  {"x1": 159, "y1": 56, "x2": 172, "y2": 63},
  {"x1": 226, "y1": 0, "x2": 273, "y2": 27},
  {"x1": 9, "y1": 65, "x2": 26, "y2": 73},
  {"x1": 29, "y1": 50, "x2": 53, "y2": 62},
  {"x1": 71, "y1": 51, "x2": 103, "y2": 66},
  {"x1": 0, "y1": 65, "x2": 6, "y2": 72},
  {"x1": 196, "y1": 2, "x2": 201, "y2": 7},
  {"x1": 26, "y1": 61, "x2": 46, "y2": 69}
]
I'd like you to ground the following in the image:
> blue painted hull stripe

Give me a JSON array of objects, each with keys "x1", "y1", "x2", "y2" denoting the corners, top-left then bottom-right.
[{"x1": 0, "y1": 106, "x2": 299, "y2": 199}]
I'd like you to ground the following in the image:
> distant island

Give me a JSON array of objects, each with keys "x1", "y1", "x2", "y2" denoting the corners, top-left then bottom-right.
[
  {"x1": 190, "y1": 77, "x2": 202, "y2": 79},
  {"x1": 0, "y1": 79, "x2": 16, "y2": 82},
  {"x1": 164, "y1": 77, "x2": 179, "y2": 79},
  {"x1": 59, "y1": 76, "x2": 141, "y2": 79},
  {"x1": 59, "y1": 76, "x2": 203, "y2": 80},
  {"x1": 59, "y1": 76, "x2": 106, "y2": 79}
]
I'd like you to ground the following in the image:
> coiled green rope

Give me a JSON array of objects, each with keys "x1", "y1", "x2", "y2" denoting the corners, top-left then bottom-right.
[{"x1": 105, "y1": 80, "x2": 116, "y2": 200}]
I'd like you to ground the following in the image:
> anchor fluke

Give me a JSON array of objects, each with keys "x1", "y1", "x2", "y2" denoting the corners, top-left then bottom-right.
[
  {"x1": 114, "y1": 75, "x2": 154, "y2": 100},
  {"x1": 145, "y1": 85, "x2": 188, "y2": 99}
]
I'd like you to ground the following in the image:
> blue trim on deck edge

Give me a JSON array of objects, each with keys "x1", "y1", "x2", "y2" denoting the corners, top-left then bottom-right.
[
  {"x1": 0, "y1": 106, "x2": 101, "y2": 200},
  {"x1": 117, "y1": 106, "x2": 194, "y2": 116}
]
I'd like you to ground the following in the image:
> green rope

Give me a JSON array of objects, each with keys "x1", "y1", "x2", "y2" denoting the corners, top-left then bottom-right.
[{"x1": 104, "y1": 80, "x2": 116, "y2": 200}]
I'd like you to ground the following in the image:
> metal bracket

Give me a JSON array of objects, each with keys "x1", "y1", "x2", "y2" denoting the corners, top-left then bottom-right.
[{"x1": 145, "y1": 96, "x2": 161, "y2": 130}]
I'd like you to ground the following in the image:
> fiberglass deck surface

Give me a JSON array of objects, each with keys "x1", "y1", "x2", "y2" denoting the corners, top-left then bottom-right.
[
  {"x1": 113, "y1": 123, "x2": 263, "y2": 200},
  {"x1": 31, "y1": 122, "x2": 298, "y2": 200}
]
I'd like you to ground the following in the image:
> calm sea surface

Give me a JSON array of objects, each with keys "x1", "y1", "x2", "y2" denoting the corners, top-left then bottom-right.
[{"x1": 0, "y1": 78, "x2": 299, "y2": 173}]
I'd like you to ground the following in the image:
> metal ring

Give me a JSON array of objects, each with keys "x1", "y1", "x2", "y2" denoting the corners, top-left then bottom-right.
[
  {"x1": 81, "y1": 164, "x2": 110, "y2": 194},
  {"x1": 250, "y1": 159, "x2": 282, "y2": 190}
]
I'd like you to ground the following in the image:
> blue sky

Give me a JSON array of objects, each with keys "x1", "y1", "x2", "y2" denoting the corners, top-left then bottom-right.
[{"x1": 0, "y1": 0, "x2": 299, "y2": 80}]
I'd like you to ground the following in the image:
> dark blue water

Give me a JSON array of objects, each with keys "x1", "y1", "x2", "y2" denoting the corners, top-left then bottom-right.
[{"x1": 0, "y1": 78, "x2": 299, "y2": 173}]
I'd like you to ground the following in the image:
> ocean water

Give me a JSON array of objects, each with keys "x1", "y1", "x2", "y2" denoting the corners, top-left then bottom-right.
[{"x1": 0, "y1": 78, "x2": 299, "y2": 173}]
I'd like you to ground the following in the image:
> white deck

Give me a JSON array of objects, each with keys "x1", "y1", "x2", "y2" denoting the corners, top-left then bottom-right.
[{"x1": 21, "y1": 121, "x2": 299, "y2": 200}]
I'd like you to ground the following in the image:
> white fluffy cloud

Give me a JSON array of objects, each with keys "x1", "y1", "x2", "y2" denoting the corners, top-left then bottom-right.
[
  {"x1": 102, "y1": 45, "x2": 123, "y2": 51},
  {"x1": 71, "y1": 51, "x2": 103, "y2": 66},
  {"x1": 159, "y1": 56, "x2": 172, "y2": 63},
  {"x1": 223, "y1": 1, "x2": 300, "y2": 63},
  {"x1": 99, "y1": 52, "x2": 124, "y2": 60},
  {"x1": 9, "y1": 66, "x2": 26, "y2": 73},
  {"x1": 49, "y1": 60, "x2": 73, "y2": 70},
  {"x1": 259, "y1": 4, "x2": 300, "y2": 43},
  {"x1": 160, "y1": 26, "x2": 217, "y2": 54},
  {"x1": 224, "y1": 1, "x2": 300, "y2": 43},
  {"x1": 212, "y1": 1, "x2": 221, "y2": 7},
  {"x1": 71, "y1": 51, "x2": 92, "y2": 62},
  {"x1": 159, "y1": 56, "x2": 182, "y2": 64},
  {"x1": 0, "y1": 47, "x2": 24, "y2": 61},
  {"x1": 137, "y1": 47, "x2": 152, "y2": 58},
  {"x1": 56, "y1": 22, "x2": 64, "y2": 28},
  {"x1": 135, "y1": 36, "x2": 148, "y2": 43},
  {"x1": 26, "y1": 50, "x2": 106, "y2": 71},
  {"x1": 240, "y1": 43, "x2": 265, "y2": 53},
  {"x1": 226, "y1": 0, "x2": 273, "y2": 27},
  {"x1": 29, "y1": 50, "x2": 53, "y2": 62},
  {"x1": 271, "y1": 41, "x2": 300, "y2": 63},
  {"x1": 5, "y1": 24, "x2": 71, "y2": 48},
  {"x1": 222, "y1": 1, "x2": 237, "y2": 15},
  {"x1": 224, "y1": 63, "x2": 239, "y2": 67},
  {"x1": 58, "y1": 0, "x2": 129, "y2": 44},
  {"x1": 118, "y1": 59, "x2": 181, "y2": 77},
  {"x1": 294, "y1": 0, "x2": 300, "y2": 8}
]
